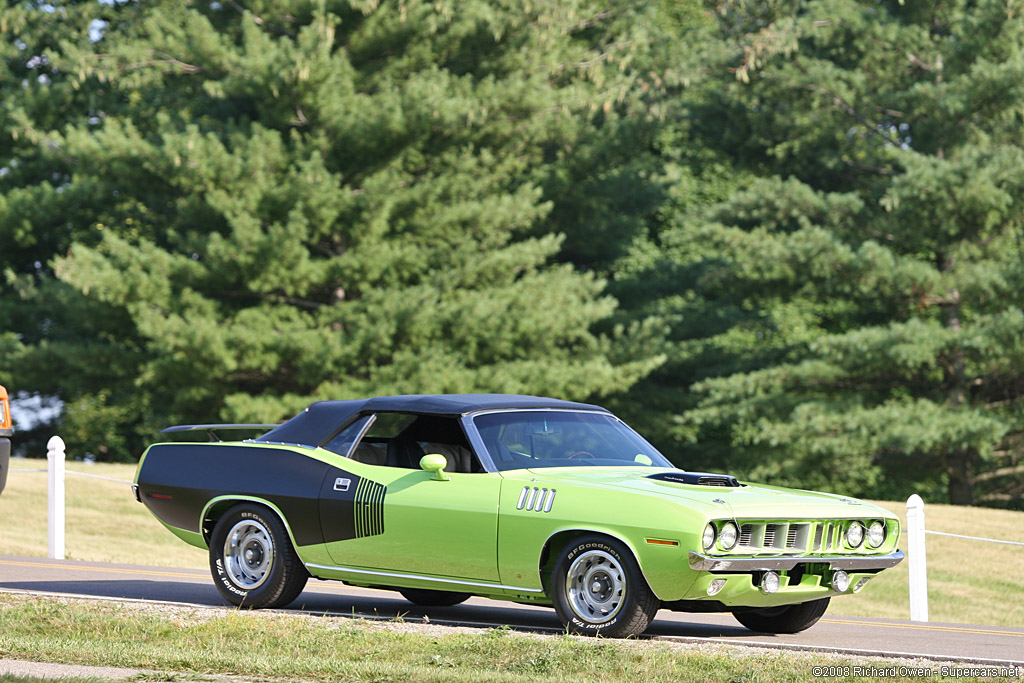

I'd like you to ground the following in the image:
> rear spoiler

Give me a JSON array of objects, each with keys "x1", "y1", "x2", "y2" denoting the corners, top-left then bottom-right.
[{"x1": 160, "y1": 424, "x2": 279, "y2": 442}]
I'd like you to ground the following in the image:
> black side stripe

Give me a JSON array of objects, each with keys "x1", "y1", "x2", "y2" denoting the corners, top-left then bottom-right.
[{"x1": 354, "y1": 478, "x2": 386, "y2": 538}]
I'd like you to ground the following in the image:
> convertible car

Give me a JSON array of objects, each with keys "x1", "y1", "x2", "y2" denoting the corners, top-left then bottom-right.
[{"x1": 133, "y1": 394, "x2": 903, "y2": 637}]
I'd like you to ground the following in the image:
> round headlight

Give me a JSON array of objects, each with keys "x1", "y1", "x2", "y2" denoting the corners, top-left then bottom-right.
[
  {"x1": 702, "y1": 523, "x2": 716, "y2": 550},
  {"x1": 845, "y1": 522, "x2": 865, "y2": 548},
  {"x1": 831, "y1": 570, "x2": 850, "y2": 593},
  {"x1": 719, "y1": 521, "x2": 739, "y2": 550},
  {"x1": 867, "y1": 521, "x2": 885, "y2": 548}
]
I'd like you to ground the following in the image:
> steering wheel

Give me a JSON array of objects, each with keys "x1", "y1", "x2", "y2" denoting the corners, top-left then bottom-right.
[{"x1": 568, "y1": 450, "x2": 595, "y2": 459}]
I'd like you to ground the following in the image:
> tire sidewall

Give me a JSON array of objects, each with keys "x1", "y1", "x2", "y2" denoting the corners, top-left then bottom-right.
[
  {"x1": 733, "y1": 597, "x2": 831, "y2": 633},
  {"x1": 210, "y1": 504, "x2": 287, "y2": 607},
  {"x1": 398, "y1": 588, "x2": 471, "y2": 607},
  {"x1": 553, "y1": 536, "x2": 637, "y2": 635}
]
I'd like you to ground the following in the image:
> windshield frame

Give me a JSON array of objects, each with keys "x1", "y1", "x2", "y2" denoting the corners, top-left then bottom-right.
[{"x1": 464, "y1": 408, "x2": 672, "y2": 473}]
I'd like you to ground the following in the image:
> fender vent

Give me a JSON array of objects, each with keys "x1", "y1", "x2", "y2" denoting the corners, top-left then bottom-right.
[
  {"x1": 516, "y1": 486, "x2": 556, "y2": 512},
  {"x1": 646, "y1": 471, "x2": 743, "y2": 488}
]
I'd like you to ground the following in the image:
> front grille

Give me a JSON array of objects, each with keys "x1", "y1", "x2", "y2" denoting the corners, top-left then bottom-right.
[{"x1": 708, "y1": 520, "x2": 866, "y2": 555}]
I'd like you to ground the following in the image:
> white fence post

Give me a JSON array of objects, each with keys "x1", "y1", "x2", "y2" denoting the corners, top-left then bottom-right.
[
  {"x1": 47, "y1": 436, "x2": 66, "y2": 560},
  {"x1": 906, "y1": 493, "x2": 928, "y2": 622}
]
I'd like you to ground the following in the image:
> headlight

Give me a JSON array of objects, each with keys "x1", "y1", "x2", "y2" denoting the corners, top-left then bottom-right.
[
  {"x1": 867, "y1": 521, "x2": 885, "y2": 548},
  {"x1": 702, "y1": 523, "x2": 716, "y2": 550},
  {"x1": 719, "y1": 521, "x2": 739, "y2": 550},
  {"x1": 845, "y1": 522, "x2": 865, "y2": 548}
]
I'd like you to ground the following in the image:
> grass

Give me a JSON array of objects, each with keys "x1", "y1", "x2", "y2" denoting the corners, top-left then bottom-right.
[
  {"x1": 0, "y1": 461, "x2": 205, "y2": 568},
  {"x1": 1, "y1": 461, "x2": 1022, "y2": 625},
  {"x1": 0, "y1": 595, "x2": 1020, "y2": 683}
]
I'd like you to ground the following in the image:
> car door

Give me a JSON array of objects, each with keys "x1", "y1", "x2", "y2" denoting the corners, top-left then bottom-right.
[{"x1": 319, "y1": 412, "x2": 501, "y2": 582}]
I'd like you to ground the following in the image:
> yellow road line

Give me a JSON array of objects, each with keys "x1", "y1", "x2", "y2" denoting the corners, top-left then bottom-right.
[
  {"x1": 822, "y1": 617, "x2": 1023, "y2": 638},
  {"x1": 0, "y1": 559, "x2": 204, "y2": 580},
  {"x1": 0, "y1": 559, "x2": 359, "y2": 593}
]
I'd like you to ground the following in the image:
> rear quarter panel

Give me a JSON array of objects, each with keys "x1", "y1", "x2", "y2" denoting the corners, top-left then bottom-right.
[{"x1": 134, "y1": 442, "x2": 337, "y2": 553}]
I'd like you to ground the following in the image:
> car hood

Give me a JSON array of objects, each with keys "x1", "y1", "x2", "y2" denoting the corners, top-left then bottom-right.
[{"x1": 524, "y1": 467, "x2": 895, "y2": 520}]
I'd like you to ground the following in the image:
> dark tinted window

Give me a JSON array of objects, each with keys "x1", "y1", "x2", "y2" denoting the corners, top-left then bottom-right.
[
  {"x1": 345, "y1": 413, "x2": 483, "y2": 473},
  {"x1": 321, "y1": 415, "x2": 372, "y2": 457}
]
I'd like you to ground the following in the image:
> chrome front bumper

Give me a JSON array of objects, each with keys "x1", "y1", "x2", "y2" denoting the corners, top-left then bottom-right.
[{"x1": 688, "y1": 549, "x2": 905, "y2": 572}]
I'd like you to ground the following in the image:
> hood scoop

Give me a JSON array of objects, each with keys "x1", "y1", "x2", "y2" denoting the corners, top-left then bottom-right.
[{"x1": 647, "y1": 471, "x2": 744, "y2": 488}]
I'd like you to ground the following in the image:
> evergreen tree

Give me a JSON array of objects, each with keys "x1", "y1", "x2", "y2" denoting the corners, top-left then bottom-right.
[
  {"x1": 1, "y1": 1, "x2": 141, "y2": 456},
  {"x1": 3, "y1": 0, "x2": 665, "y2": 459},
  {"x1": 621, "y1": 0, "x2": 1024, "y2": 507}
]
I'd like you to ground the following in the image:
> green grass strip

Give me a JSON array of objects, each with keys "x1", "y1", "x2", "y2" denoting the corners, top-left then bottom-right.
[{"x1": 1, "y1": 596, "x2": 1019, "y2": 683}]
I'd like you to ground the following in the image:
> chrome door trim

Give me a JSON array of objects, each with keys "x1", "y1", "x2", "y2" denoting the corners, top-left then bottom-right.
[{"x1": 305, "y1": 562, "x2": 544, "y2": 593}]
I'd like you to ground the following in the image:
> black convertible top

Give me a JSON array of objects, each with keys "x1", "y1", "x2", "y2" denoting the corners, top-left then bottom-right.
[{"x1": 254, "y1": 394, "x2": 606, "y2": 447}]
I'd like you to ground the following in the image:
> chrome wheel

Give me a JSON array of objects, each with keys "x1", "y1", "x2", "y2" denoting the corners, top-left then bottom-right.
[
  {"x1": 223, "y1": 519, "x2": 273, "y2": 590},
  {"x1": 565, "y1": 549, "x2": 626, "y2": 624}
]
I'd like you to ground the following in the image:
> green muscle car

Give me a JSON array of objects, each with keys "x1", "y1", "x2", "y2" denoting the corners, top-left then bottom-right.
[{"x1": 134, "y1": 394, "x2": 903, "y2": 637}]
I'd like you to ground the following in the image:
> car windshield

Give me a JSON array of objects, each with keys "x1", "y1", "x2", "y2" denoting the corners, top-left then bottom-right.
[{"x1": 472, "y1": 410, "x2": 673, "y2": 471}]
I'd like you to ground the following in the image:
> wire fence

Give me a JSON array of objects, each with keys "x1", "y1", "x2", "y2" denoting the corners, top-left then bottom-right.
[
  {"x1": 10, "y1": 466, "x2": 132, "y2": 485},
  {"x1": 901, "y1": 528, "x2": 1024, "y2": 547},
  {"x1": 922, "y1": 529, "x2": 1024, "y2": 547},
  {"x1": 7, "y1": 438, "x2": 1023, "y2": 624},
  {"x1": 18, "y1": 463, "x2": 1020, "y2": 545}
]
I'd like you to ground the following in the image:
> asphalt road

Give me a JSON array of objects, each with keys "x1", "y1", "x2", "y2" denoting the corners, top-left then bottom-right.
[{"x1": 1, "y1": 555, "x2": 1021, "y2": 667}]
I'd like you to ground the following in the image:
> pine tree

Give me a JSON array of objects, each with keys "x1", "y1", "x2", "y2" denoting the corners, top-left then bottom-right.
[
  {"x1": 3, "y1": 0, "x2": 666, "y2": 459},
  {"x1": 618, "y1": 0, "x2": 1024, "y2": 507}
]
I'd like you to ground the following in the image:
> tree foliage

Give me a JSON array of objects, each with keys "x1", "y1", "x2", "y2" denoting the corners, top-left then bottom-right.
[
  {"x1": 619, "y1": 0, "x2": 1024, "y2": 507},
  {"x1": 2, "y1": 0, "x2": 669, "y2": 458},
  {"x1": 3, "y1": 0, "x2": 1022, "y2": 509}
]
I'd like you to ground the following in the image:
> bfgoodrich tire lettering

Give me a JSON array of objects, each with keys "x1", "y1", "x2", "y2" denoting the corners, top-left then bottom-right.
[
  {"x1": 209, "y1": 503, "x2": 308, "y2": 609},
  {"x1": 732, "y1": 597, "x2": 831, "y2": 634},
  {"x1": 551, "y1": 534, "x2": 660, "y2": 638}
]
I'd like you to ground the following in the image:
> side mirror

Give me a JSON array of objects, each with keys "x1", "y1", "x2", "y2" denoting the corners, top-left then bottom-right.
[{"x1": 419, "y1": 453, "x2": 450, "y2": 481}]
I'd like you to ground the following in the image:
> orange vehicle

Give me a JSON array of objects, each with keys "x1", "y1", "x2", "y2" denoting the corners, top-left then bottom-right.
[{"x1": 0, "y1": 384, "x2": 11, "y2": 494}]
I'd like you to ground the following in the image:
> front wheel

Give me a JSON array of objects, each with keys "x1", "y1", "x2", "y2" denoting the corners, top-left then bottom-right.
[
  {"x1": 209, "y1": 503, "x2": 308, "y2": 608},
  {"x1": 732, "y1": 597, "x2": 830, "y2": 634},
  {"x1": 551, "y1": 535, "x2": 660, "y2": 638}
]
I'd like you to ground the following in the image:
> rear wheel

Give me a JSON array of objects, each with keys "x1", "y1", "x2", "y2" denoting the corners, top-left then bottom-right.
[
  {"x1": 551, "y1": 535, "x2": 659, "y2": 638},
  {"x1": 398, "y1": 588, "x2": 470, "y2": 606},
  {"x1": 209, "y1": 503, "x2": 308, "y2": 608},
  {"x1": 732, "y1": 597, "x2": 831, "y2": 634}
]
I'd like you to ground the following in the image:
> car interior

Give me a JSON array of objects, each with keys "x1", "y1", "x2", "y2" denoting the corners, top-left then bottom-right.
[{"x1": 345, "y1": 413, "x2": 484, "y2": 474}]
